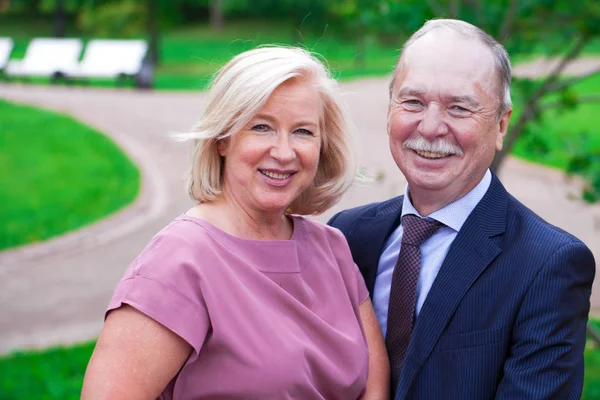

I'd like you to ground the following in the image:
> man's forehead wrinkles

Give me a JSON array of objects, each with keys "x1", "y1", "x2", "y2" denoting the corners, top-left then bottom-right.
[{"x1": 397, "y1": 85, "x2": 480, "y2": 104}]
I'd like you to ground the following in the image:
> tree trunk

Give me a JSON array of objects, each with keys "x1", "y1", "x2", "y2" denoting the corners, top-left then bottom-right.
[
  {"x1": 210, "y1": 0, "x2": 224, "y2": 32},
  {"x1": 0, "y1": 0, "x2": 10, "y2": 13},
  {"x1": 53, "y1": 0, "x2": 66, "y2": 38},
  {"x1": 147, "y1": 0, "x2": 159, "y2": 65}
]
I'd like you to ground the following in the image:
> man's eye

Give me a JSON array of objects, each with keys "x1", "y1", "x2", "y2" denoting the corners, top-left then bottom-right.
[
  {"x1": 450, "y1": 105, "x2": 469, "y2": 113},
  {"x1": 402, "y1": 99, "x2": 423, "y2": 110},
  {"x1": 252, "y1": 124, "x2": 270, "y2": 132}
]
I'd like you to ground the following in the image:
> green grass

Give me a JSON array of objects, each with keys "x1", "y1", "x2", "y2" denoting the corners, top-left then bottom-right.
[
  {"x1": 0, "y1": 341, "x2": 95, "y2": 400},
  {"x1": 584, "y1": 319, "x2": 600, "y2": 399},
  {"x1": 2, "y1": 330, "x2": 600, "y2": 400},
  {"x1": 0, "y1": 100, "x2": 140, "y2": 250},
  {"x1": 0, "y1": 16, "x2": 398, "y2": 90},
  {"x1": 155, "y1": 23, "x2": 398, "y2": 89}
]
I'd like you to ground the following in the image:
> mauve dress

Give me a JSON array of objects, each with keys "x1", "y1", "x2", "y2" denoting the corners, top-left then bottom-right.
[{"x1": 107, "y1": 214, "x2": 370, "y2": 400}]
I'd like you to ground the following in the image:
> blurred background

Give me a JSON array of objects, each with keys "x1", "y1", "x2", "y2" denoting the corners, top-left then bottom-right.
[{"x1": 0, "y1": 1, "x2": 599, "y2": 399}]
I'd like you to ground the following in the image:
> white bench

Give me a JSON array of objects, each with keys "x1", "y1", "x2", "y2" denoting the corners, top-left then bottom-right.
[
  {"x1": 68, "y1": 39, "x2": 148, "y2": 80},
  {"x1": 0, "y1": 37, "x2": 14, "y2": 73},
  {"x1": 5, "y1": 38, "x2": 82, "y2": 78}
]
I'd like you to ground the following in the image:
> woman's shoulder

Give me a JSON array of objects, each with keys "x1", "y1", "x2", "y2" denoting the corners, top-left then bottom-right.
[
  {"x1": 128, "y1": 215, "x2": 226, "y2": 277},
  {"x1": 292, "y1": 215, "x2": 348, "y2": 247},
  {"x1": 150, "y1": 215, "x2": 221, "y2": 252}
]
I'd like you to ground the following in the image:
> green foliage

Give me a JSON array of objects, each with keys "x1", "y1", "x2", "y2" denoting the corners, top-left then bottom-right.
[
  {"x1": 2, "y1": 1, "x2": 600, "y2": 201},
  {"x1": 566, "y1": 135, "x2": 600, "y2": 202},
  {"x1": 6, "y1": 0, "x2": 84, "y2": 15},
  {"x1": 0, "y1": 99, "x2": 140, "y2": 250},
  {"x1": 512, "y1": 74, "x2": 600, "y2": 202},
  {"x1": 77, "y1": 0, "x2": 147, "y2": 38}
]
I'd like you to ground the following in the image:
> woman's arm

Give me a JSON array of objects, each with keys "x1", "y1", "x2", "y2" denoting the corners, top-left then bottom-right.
[
  {"x1": 360, "y1": 298, "x2": 390, "y2": 400},
  {"x1": 81, "y1": 305, "x2": 193, "y2": 400}
]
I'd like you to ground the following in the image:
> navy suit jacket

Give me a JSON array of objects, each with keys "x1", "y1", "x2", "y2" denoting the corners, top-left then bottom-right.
[{"x1": 329, "y1": 174, "x2": 595, "y2": 399}]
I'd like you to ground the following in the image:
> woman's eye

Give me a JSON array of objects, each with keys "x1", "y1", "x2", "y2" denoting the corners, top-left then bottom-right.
[
  {"x1": 295, "y1": 128, "x2": 314, "y2": 136},
  {"x1": 251, "y1": 124, "x2": 270, "y2": 132}
]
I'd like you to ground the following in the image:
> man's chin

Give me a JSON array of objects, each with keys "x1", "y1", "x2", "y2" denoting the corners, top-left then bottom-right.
[{"x1": 405, "y1": 173, "x2": 452, "y2": 192}]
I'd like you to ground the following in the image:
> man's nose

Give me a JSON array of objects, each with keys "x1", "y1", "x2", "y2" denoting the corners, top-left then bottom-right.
[{"x1": 418, "y1": 104, "x2": 448, "y2": 138}]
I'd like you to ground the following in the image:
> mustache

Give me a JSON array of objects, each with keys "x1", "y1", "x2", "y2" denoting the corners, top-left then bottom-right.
[{"x1": 403, "y1": 136, "x2": 464, "y2": 156}]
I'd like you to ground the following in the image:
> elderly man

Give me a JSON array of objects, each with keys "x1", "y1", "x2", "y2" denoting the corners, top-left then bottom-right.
[{"x1": 329, "y1": 19, "x2": 595, "y2": 399}]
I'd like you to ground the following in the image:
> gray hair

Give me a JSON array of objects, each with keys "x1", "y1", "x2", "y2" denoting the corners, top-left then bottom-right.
[
  {"x1": 176, "y1": 46, "x2": 357, "y2": 215},
  {"x1": 390, "y1": 19, "x2": 512, "y2": 117}
]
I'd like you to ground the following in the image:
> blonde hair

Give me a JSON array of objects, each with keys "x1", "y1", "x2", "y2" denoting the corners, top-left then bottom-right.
[{"x1": 177, "y1": 46, "x2": 356, "y2": 215}]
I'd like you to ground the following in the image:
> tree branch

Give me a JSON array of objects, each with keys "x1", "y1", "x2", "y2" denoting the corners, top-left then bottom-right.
[
  {"x1": 524, "y1": 33, "x2": 593, "y2": 108},
  {"x1": 541, "y1": 94, "x2": 600, "y2": 111},
  {"x1": 547, "y1": 67, "x2": 600, "y2": 92},
  {"x1": 491, "y1": 33, "x2": 593, "y2": 171},
  {"x1": 498, "y1": 0, "x2": 519, "y2": 42}
]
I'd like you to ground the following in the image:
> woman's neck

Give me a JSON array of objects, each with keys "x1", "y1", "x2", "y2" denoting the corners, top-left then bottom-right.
[{"x1": 187, "y1": 198, "x2": 293, "y2": 241}]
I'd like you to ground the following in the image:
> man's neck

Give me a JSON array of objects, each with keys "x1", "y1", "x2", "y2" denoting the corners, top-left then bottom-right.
[{"x1": 407, "y1": 175, "x2": 488, "y2": 217}]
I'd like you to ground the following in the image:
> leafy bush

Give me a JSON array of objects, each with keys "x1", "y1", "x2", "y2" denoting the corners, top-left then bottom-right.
[{"x1": 77, "y1": 0, "x2": 147, "y2": 38}]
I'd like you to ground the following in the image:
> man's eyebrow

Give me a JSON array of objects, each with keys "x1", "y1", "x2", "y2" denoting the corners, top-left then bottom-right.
[
  {"x1": 447, "y1": 95, "x2": 480, "y2": 107},
  {"x1": 396, "y1": 87, "x2": 426, "y2": 98}
]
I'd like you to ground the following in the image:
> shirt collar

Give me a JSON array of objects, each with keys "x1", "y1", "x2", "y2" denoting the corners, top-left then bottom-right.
[{"x1": 401, "y1": 169, "x2": 492, "y2": 232}]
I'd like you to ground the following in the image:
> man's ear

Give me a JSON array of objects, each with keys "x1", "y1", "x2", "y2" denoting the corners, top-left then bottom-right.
[
  {"x1": 217, "y1": 138, "x2": 228, "y2": 157},
  {"x1": 495, "y1": 108, "x2": 512, "y2": 151},
  {"x1": 386, "y1": 106, "x2": 393, "y2": 136},
  {"x1": 386, "y1": 116, "x2": 391, "y2": 136}
]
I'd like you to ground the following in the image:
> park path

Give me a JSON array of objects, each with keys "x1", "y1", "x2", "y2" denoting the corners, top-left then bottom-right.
[{"x1": 1, "y1": 58, "x2": 600, "y2": 354}]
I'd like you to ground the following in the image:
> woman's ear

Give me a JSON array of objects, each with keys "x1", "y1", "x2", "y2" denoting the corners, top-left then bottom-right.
[{"x1": 217, "y1": 138, "x2": 228, "y2": 157}]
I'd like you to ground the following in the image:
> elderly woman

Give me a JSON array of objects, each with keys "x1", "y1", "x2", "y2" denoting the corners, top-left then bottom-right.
[{"x1": 82, "y1": 46, "x2": 389, "y2": 399}]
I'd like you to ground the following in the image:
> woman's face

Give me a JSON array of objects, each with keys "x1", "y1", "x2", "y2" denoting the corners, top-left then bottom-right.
[{"x1": 219, "y1": 78, "x2": 322, "y2": 216}]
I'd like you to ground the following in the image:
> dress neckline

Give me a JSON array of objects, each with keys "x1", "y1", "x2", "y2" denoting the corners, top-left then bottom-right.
[{"x1": 176, "y1": 213, "x2": 303, "y2": 244}]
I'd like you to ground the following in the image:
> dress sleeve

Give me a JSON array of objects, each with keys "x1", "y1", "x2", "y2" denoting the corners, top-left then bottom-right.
[
  {"x1": 107, "y1": 227, "x2": 211, "y2": 356},
  {"x1": 325, "y1": 224, "x2": 370, "y2": 305},
  {"x1": 354, "y1": 262, "x2": 370, "y2": 304}
]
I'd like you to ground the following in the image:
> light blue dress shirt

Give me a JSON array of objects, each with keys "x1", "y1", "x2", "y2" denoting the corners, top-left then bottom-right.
[{"x1": 374, "y1": 170, "x2": 492, "y2": 336}]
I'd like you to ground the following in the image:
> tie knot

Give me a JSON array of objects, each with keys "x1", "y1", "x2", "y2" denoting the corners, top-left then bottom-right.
[{"x1": 401, "y1": 214, "x2": 442, "y2": 246}]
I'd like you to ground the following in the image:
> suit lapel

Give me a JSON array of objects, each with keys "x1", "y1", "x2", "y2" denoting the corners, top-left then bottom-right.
[
  {"x1": 395, "y1": 174, "x2": 508, "y2": 399},
  {"x1": 346, "y1": 197, "x2": 402, "y2": 294}
]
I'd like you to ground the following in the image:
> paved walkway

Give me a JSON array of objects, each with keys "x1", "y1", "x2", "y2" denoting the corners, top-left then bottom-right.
[{"x1": 1, "y1": 59, "x2": 599, "y2": 354}]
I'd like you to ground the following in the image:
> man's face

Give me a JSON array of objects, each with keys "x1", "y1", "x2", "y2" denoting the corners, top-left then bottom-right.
[{"x1": 388, "y1": 32, "x2": 511, "y2": 214}]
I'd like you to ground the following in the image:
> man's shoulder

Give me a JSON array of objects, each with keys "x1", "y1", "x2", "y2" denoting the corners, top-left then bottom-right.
[
  {"x1": 480, "y1": 174, "x2": 587, "y2": 248},
  {"x1": 505, "y1": 192, "x2": 588, "y2": 248},
  {"x1": 328, "y1": 196, "x2": 403, "y2": 232}
]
